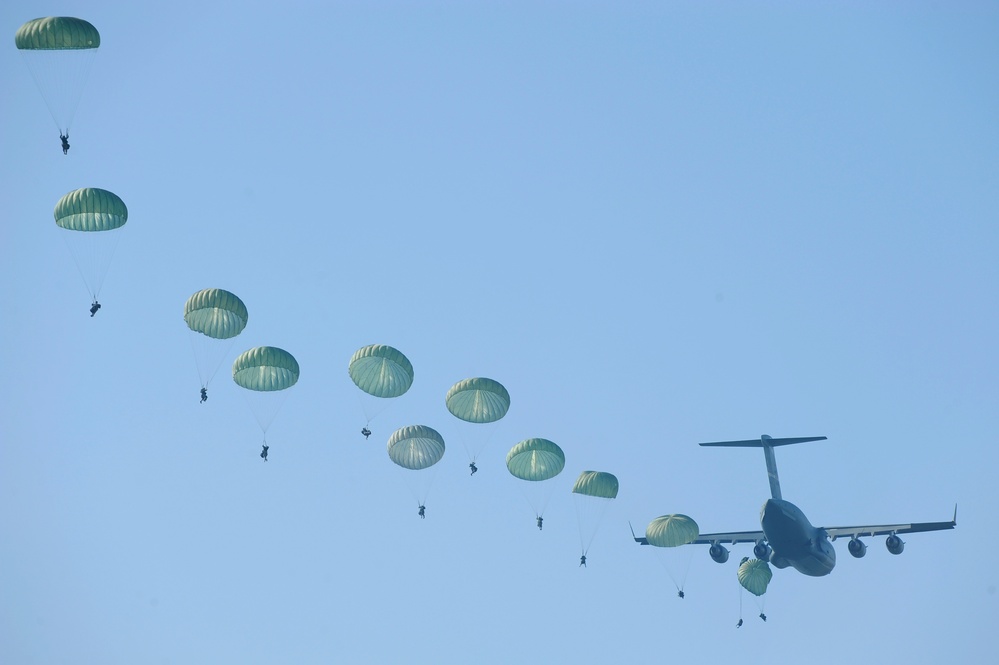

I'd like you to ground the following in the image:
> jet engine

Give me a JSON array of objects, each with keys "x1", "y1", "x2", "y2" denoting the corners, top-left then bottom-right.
[
  {"x1": 709, "y1": 543, "x2": 730, "y2": 563},
  {"x1": 847, "y1": 538, "x2": 867, "y2": 558},
  {"x1": 886, "y1": 534, "x2": 905, "y2": 555},
  {"x1": 753, "y1": 541, "x2": 772, "y2": 560}
]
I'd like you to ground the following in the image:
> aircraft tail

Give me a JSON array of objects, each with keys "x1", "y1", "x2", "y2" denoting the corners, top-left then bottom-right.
[
  {"x1": 698, "y1": 435, "x2": 827, "y2": 500},
  {"x1": 698, "y1": 435, "x2": 827, "y2": 448}
]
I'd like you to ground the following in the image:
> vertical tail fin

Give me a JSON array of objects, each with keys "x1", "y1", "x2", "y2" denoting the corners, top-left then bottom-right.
[{"x1": 698, "y1": 435, "x2": 827, "y2": 500}]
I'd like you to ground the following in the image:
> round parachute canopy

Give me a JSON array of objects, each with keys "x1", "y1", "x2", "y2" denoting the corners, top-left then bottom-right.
[
  {"x1": 646, "y1": 514, "x2": 699, "y2": 548},
  {"x1": 15, "y1": 17, "x2": 100, "y2": 50},
  {"x1": 737, "y1": 557, "x2": 773, "y2": 596},
  {"x1": 232, "y1": 346, "x2": 299, "y2": 392},
  {"x1": 387, "y1": 425, "x2": 445, "y2": 471},
  {"x1": 54, "y1": 188, "x2": 127, "y2": 232},
  {"x1": 185, "y1": 289, "x2": 248, "y2": 340},
  {"x1": 572, "y1": 471, "x2": 619, "y2": 499},
  {"x1": 17, "y1": 17, "x2": 100, "y2": 135},
  {"x1": 348, "y1": 344, "x2": 414, "y2": 398},
  {"x1": 506, "y1": 438, "x2": 565, "y2": 482},
  {"x1": 446, "y1": 377, "x2": 510, "y2": 423}
]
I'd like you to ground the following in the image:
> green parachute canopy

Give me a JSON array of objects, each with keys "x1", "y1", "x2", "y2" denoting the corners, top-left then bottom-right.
[
  {"x1": 15, "y1": 17, "x2": 100, "y2": 50},
  {"x1": 506, "y1": 438, "x2": 565, "y2": 482},
  {"x1": 185, "y1": 289, "x2": 248, "y2": 340},
  {"x1": 52, "y1": 188, "x2": 127, "y2": 299},
  {"x1": 737, "y1": 557, "x2": 773, "y2": 596},
  {"x1": 54, "y1": 188, "x2": 127, "y2": 231},
  {"x1": 572, "y1": 471, "x2": 619, "y2": 499},
  {"x1": 16, "y1": 18, "x2": 100, "y2": 135},
  {"x1": 232, "y1": 346, "x2": 299, "y2": 392},
  {"x1": 446, "y1": 377, "x2": 510, "y2": 423},
  {"x1": 387, "y1": 425, "x2": 445, "y2": 471},
  {"x1": 348, "y1": 344, "x2": 414, "y2": 398},
  {"x1": 646, "y1": 514, "x2": 699, "y2": 548}
]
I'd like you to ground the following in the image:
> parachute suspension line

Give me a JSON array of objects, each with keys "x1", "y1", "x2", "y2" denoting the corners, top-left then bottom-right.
[
  {"x1": 459, "y1": 424, "x2": 500, "y2": 467},
  {"x1": 737, "y1": 584, "x2": 767, "y2": 623},
  {"x1": 357, "y1": 393, "x2": 374, "y2": 427},
  {"x1": 92, "y1": 228, "x2": 123, "y2": 299},
  {"x1": 574, "y1": 496, "x2": 610, "y2": 555},
  {"x1": 660, "y1": 547, "x2": 694, "y2": 594},
  {"x1": 19, "y1": 49, "x2": 99, "y2": 135},
  {"x1": 355, "y1": 391, "x2": 390, "y2": 427},
  {"x1": 188, "y1": 331, "x2": 238, "y2": 389},
  {"x1": 753, "y1": 590, "x2": 767, "y2": 619},
  {"x1": 399, "y1": 464, "x2": 440, "y2": 510},
  {"x1": 59, "y1": 225, "x2": 123, "y2": 302},
  {"x1": 239, "y1": 388, "x2": 291, "y2": 437},
  {"x1": 517, "y1": 484, "x2": 539, "y2": 525},
  {"x1": 20, "y1": 52, "x2": 63, "y2": 133},
  {"x1": 518, "y1": 481, "x2": 556, "y2": 523},
  {"x1": 59, "y1": 231, "x2": 98, "y2": 302},
  {"x1": 188, "y1": 332, "x2": 208, "y2": 388},
  {"x1": 660, "y1": 552, "x2": 687, "y2": 591}
]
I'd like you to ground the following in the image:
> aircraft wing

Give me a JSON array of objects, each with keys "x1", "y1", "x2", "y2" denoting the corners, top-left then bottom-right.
[
  {"x1": 690, "y1": 530, "x2": 766, "y2": 545},
  {"x1": 630, "y1": 522, "x2": 764, "y2": 546},
  {"x1": 822, "y1": 506, "x2": 957, "y2": 541}
]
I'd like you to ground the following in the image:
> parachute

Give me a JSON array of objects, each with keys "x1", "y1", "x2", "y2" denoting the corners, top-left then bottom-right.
[
  {"x1": 53, "y1": 187, "x2": 127, "y2": 303},
  {"x1": 184, "y1": 289, "x2": 248, "y2": 394},
  {"x1": 446, "y1": 377, "x2": 510, "y2": 467},
  {"x1": 507, "y1": 438, "x2": 565, "y2": 526},
  {"x1": 233, "y1": 346, "x2": 299, "y2": 391},
  {"x1": 737, "y1": 557, "x2": 773, "y2": 596},
  {"x1": 232, "y1": 346, "x2": 299, "y2": 453},
  {"x1": 737, "y1": 556, "x2": 773, "y2": 622},
  {"x1": 646, "y1": 514, "x2": 699, "y2": 595},
  {"x1": 387, "y1": 425, "x2": 446, "y2": 511},
  {"x1": 646, "y1": 514, "x2": 699, "y2": 548},
  {"x1": 348, "y1": 344, "x2": 413, "y2": 431},
  {"x1": 387, "y1": 425, "x2": 446, "y2": 470},
  {"x1": 16, "y1": 17, "x2": 100, "y2": 137},
  {"x1": 446, "y1": 377, "x2": 510, "y2": 423},
  {"x1": 572, "y1": 471, "x2": 619, "y2": 560},
  {"x1": 506, "y1": 438, "x2": 565, "y2": 482},
  {"x1": 572, "y1": 471, "x2": 619, "y2": 499}
]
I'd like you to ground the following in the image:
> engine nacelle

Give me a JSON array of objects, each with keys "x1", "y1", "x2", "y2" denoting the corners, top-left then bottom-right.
[
  {"x1": 753, "y1": 541, "x2": 772, "y2": 560},
  {"x1": 848, "y1": 538, "x2": 867, "y2": 558},
  {"x1": 709, "y1": 543, "x2": 730, "y2": 564},
  {"x1": 886, "y1": 534, "x2": 905, "y2": 555}
]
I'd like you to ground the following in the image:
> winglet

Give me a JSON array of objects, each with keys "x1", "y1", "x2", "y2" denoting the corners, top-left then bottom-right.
[{"x1": 629, "y1": 521, "x2": 649, "y2": 545}]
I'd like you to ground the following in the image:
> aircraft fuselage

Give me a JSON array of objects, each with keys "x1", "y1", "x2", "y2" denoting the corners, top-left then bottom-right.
[{"x1": 761, "y1": 498, "x2": 836, "y2": 576}]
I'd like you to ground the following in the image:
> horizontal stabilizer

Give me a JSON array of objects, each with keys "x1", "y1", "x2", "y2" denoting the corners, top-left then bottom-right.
[{"x1": 699, "y1": 435, "x2": 827, "y2": 448}]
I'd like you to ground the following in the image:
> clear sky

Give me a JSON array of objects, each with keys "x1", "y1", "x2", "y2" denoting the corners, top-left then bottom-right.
[{"x1": 2, "y1": 2, "x2": 996, "y2": 663}]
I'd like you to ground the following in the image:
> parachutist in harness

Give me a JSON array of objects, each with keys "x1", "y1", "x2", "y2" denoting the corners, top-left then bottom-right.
[
  {"x1": 759, "y1": 613, "x2": 767, "y2": 622},
  {"x1": 579, "y1": 554, "x2": 587, "y2": 567},
  {"x1": 89, "y1": 300, "x2": 101, "y2": 317},
  {"x1": 536, "y1": 516, "x2": 543, "y2": 530},
  {"x1": 200, "y1": 387, "x2": 208, "y2": 403},
  {"x1": 361, "y1": 427, "x2": 371, "y2": 439},
  {"x1": 418, "y1": 504, "x2": 426, "y2": 519},
  {"x1": 677, "y1": 590, "x2": 684, "y2": 599},
  {"x1": 260, "y1": 444, "x2": 268, "y2": 461},
  {"x1": 60, "y1": 133, "x2": 70, "y2": 154},
  {"x1": 469, "y1": 462, "x2": 477, "y2": 476},
  {"x1": 736, "y1": 619, "x2": 743, "y2": 628}
]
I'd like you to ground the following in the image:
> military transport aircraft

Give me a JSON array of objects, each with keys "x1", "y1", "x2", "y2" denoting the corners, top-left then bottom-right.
[{"x1": 631, "y1": 435, "x2": 956, "y2": 576}]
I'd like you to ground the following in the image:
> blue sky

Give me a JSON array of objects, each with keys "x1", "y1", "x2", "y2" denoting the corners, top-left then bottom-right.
[{"x1": 2, "y1": 2, "x2": 996, "y2": 663}]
